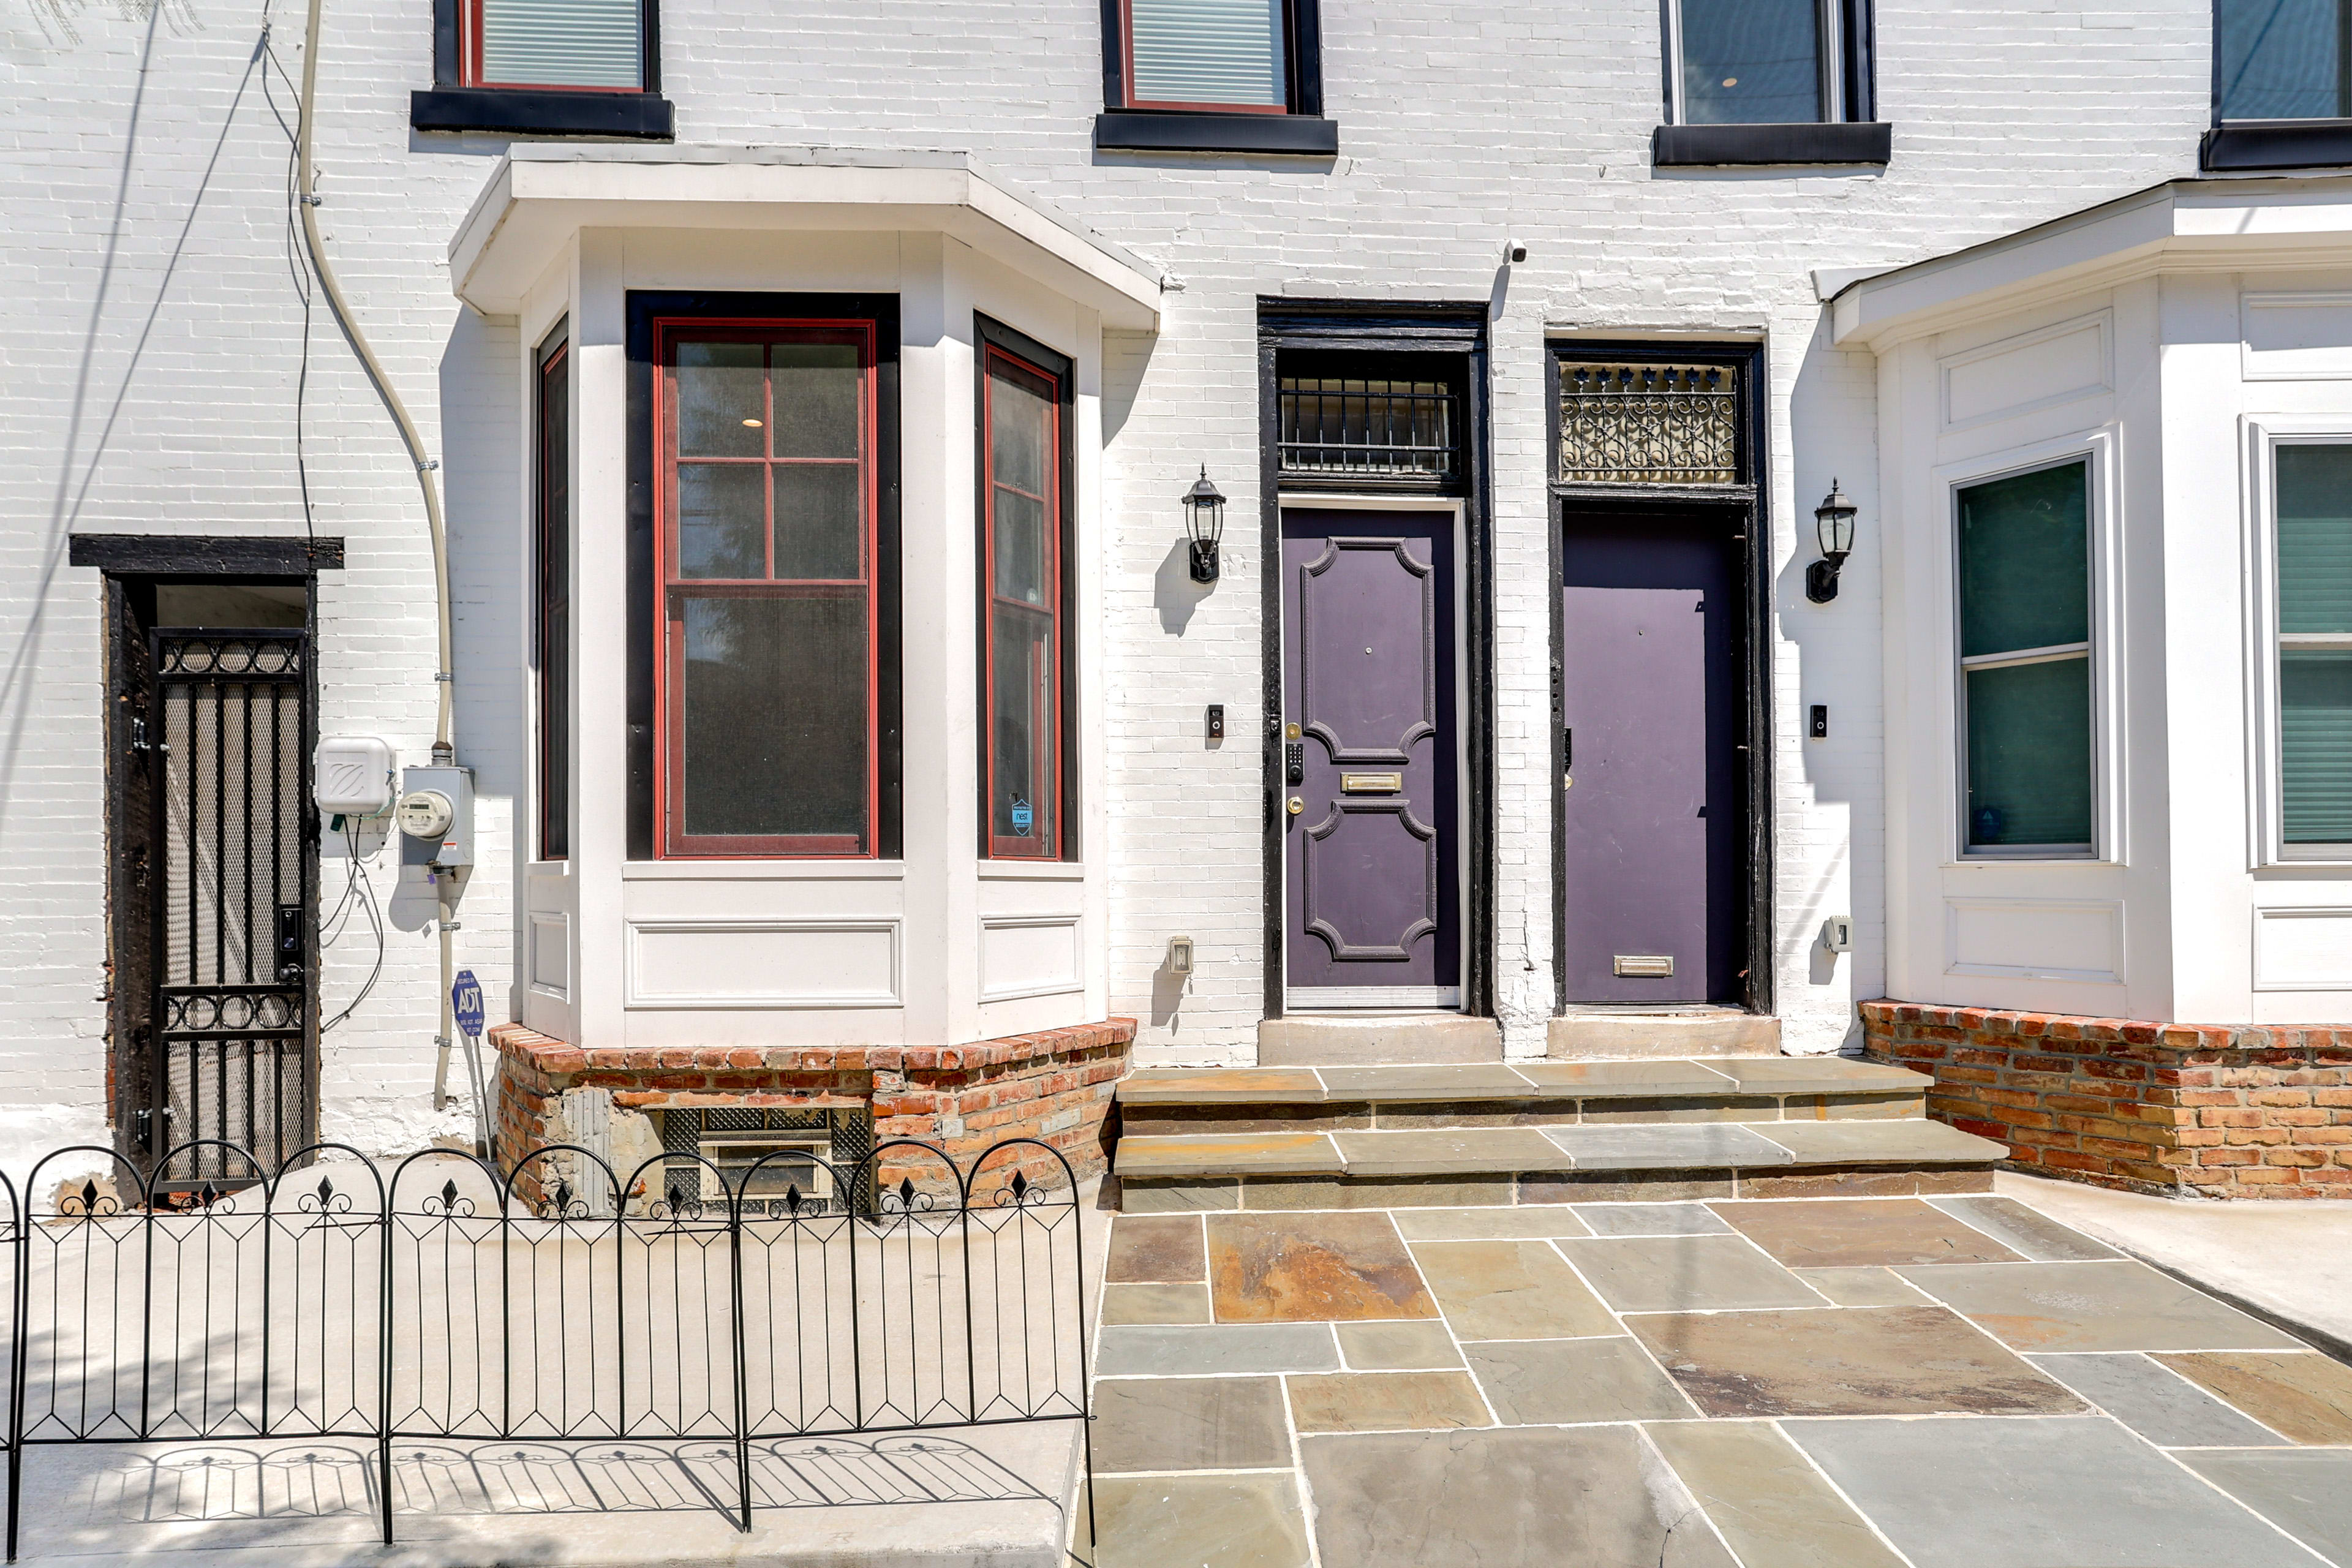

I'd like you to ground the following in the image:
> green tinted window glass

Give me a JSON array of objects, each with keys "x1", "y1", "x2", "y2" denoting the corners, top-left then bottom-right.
[
  {"x1": 2276, "y1": 443, "x2": 2352, "y2": 636},
  {"x1": 1958, "y1": 462, "x2": 2089, "y2": 657},
  {"x1": 1966, "y1": 657, "x2": 2094, "y2": 848},
  {"x1": 2282, "y1": 650, "x2": 2352, "y2": 843}
]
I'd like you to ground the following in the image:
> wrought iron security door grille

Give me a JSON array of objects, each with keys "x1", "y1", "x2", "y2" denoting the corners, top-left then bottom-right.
[
  {"x1": 143, "y1": 630, "x2": 315, "y2": 1179},
  {"x1": 1279, "y1": 377, "x2": 1458, "y2": 480},
  {"x1": 1556, "y1": 363, "x2": 1738, "y2": 484}
]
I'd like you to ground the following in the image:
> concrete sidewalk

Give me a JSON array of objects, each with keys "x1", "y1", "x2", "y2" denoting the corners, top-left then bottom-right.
[{"x1": 1999, "y1": 1172, "x2": 2352, "y2": 1359}]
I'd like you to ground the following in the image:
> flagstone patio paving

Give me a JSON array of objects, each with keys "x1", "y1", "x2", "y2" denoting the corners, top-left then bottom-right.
[{"x1": 1084, "y1": 1194, "x2": 2352, "y2": 1567}]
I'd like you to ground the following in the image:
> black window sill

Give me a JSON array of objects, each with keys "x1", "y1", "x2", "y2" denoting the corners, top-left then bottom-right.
[
  {"x1": 2203, "y1": 119, "x2": 2352, "y2": 171},
  {"x1": 1653, "y1": 122, "x2": 1891, "y2": 167},
  {"x1": 1095, "y1": 110, "x2": 1337, "y2": 156},
  {"x1": 410, "y1": 88, "x2": 675, "y2": 140}
]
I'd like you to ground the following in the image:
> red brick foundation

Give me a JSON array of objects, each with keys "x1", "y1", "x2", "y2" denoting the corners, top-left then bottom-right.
[
  {"x1": 1861, "y1": 1001, "x2": 2352, "y2": 1198},
  {"x1": 490, "y1": 1019, "x2": 1134, "y2": 1203}
]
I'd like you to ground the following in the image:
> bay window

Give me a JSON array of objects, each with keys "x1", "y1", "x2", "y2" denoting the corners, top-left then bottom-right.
[
  {"x1": 535, "y1": 328, "x2": 570, "y2": 861},
  {"x1": 1956, "y1": 461, "x2": 2095, "y2": 856},
  {"x1": 2274, "y1": 443, "x2": 2352, "y2": 849},
  {"x1": 655, "y1": 317, "x2": 883, "y2": 858},
  {"x1": 979, "y1": 320, "x2": 1075, "y2": 861}
]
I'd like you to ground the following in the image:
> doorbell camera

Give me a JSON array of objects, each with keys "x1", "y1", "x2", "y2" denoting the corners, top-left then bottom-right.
[{"x1": 1820, "y1": 916, "x2": 1854, "y2": 954}]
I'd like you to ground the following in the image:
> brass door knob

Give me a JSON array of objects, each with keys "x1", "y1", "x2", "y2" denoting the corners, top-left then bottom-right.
[{"x1": 1286, "y1": 796, "x2": 1304, "y2": 815}]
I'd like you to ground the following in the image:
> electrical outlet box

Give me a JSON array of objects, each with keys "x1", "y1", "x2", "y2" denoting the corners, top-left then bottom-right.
[
  {"x1": 315, "y1": 736, "x2": 396, "y2": 816},
  {"x1": 398, "y1": 765, "x2": 474, "y2": 868},
  {"x1": 1821, "y1": 916, "x2": 1854, "y2": 953}
]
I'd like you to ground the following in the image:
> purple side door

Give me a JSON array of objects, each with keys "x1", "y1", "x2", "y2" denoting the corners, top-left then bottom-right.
[
  {"x1": 1282, "y1": 510, "x2": 1460, "y2": 993},
  {"x1": 1559, "y1": 515, "x2": 1744, "y2": 1003}
]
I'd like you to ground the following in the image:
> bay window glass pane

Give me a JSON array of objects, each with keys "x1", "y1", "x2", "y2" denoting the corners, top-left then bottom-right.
[
  {"x1": 1679, "y1": 0, "x2": 1823, "y2": 125},
  {"x1": 676, "y1": 465, "x2": 764, "y2": 579},
  {"x1": 675, "y1": 342, "x2": 764, "y2": 458},
  {"x1": 1129, "y1": 0, "x2": 1287, "y2": 108},
  {"x1": 2277, "y1": 443, "x2": 2352, "y2": 634},
  {"x1": 1958, "y1": 462, "x2": 2089, "y2": 657},
  {"x1": 2283, "y1": 650, "x2": 2352, "y2": 842},
  {"x1": 992, "y1": 610, "x2": 1056, "y2": 850},
  {"x1": 538, "y1": 349, "x2": 570, "y2": 861},
  {"x1": 773, "y1": 464, "x2": 862, "y2": 580},
  {"x1": 478, "y1": 0, "x2": 643, "y2": 88},
  {"x1": 1966, "y1": 657, "x2": 2094, "y2": 848},
  {"x1": 993, "y1": 489, "x2": 1047, "y2": 606},
  {"x1": 772, "y1": 344, "x2": 862, "y2": 459},
  {"x1": 2218, "y1": 0, "x2": 2350, "y2": 120},
  {"x1": 679, "y1": 595, "x2": 867, "y2": 842}
]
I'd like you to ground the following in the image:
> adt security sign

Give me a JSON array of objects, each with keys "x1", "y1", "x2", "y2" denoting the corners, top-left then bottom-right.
[{"x1": 451, "y1": 970, "x2": 484, "y2": 1039}]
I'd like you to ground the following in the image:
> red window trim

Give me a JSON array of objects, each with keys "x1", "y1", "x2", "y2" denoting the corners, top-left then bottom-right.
[
  {"x1": 1118, "y1": 0, "x2": 1295, "y2": 115},
  {"x1": 981, "y1": 344, "x2": 1067, "y2": 862},
  {"x1": 462, "y1": 0, "x2": 647, "y2": 91},
  {"x1": 536, "y1": 340, "x2": 570, "y2": 861},
  {"x1": 652, "y1": 317, "x2": 881, "y2": 860}
]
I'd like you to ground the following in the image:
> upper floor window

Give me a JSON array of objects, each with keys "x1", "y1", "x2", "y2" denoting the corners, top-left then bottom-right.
[
  {"x1": 412, "y1": 0, "x2": 673, "y2": 138},
  {"x1": 469, "y1": 0, "x2": 646, "y2": 89},
  {"x1": 1095, "y1": 0, "x2": 1333, "y2": 153},
  {"x1": 655, "y1": 319, "x2": 882, "y2": 858},
  {"x1": 1654, "y1": 0, "x2": 1885, "y2": 166},
  {"x1": 2217, "y1": 0, "x2": 2352, "y2": 119}
]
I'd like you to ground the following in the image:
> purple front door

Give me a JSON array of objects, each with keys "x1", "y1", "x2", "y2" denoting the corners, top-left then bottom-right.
[
  {"x1": 1559, "y1": 514, "x2": 1745, "y2": 1003},
  {"x1": 1282, "y1": 510, "x2": 1460, "y2": 1001}
]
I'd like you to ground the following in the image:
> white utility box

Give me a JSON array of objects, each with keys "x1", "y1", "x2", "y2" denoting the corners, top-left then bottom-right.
[{"x1": 314, "y1": 736, "x2": 396, "y2": 817}]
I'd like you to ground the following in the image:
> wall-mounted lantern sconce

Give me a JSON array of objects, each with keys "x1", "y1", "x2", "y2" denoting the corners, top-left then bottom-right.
[
  {"x1": 1806, "y1": 480, "x2": 1857, "y2": 603},
  {"x1": 1183, "y1": 467, "x2": 1226, "y2": 584}
]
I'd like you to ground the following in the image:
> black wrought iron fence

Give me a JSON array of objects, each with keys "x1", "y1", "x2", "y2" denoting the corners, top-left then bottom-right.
[{"x1": 0, "y1": 1136, "x2": 1093, "y2": 1560}]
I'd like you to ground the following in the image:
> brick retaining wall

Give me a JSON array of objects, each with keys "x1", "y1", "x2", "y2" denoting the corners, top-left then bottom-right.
[
  {"x1": 1860, "y1": 1001, "x2": 2352, "y2": 1198},
  {"x1": 489, "y1": 1019, "x2": 1134, "y2": 1203}
]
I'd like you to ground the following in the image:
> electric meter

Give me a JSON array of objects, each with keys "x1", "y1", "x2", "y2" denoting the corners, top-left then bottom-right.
[
  {"x1": 396, "y1": 790, "x2": 455, "y2": 841},
  {"x1": 397, "y1": 766, "x2": 474, "y2": 867}
]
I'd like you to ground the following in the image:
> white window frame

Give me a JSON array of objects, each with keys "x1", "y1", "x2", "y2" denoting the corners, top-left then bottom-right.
[
  {"x1": 1936, "y1": 430, "x2": 2124, "y2": 865},
  {"x1": 1664, "y1": 0, "x2": 1847, "y2": 126},
  {"x1": 2243, "y1": 418, "x2": 2352, "y2": 867}
]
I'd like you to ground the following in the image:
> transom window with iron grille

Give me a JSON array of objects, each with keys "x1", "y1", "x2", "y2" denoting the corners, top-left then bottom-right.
[
  {"x1": 1279, "y1": 377, "x2": 1459, "y2": 481},
  {"x1": 1556, "y1": 362, "x2": 1740, "y2": 486}
]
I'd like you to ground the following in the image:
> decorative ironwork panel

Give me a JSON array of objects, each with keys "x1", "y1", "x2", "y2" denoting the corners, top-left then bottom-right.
[
  {"x1": 1556, "y1": 363, "x2": 1738, "y2": 484},
  {"x1": 1279, "y1": 377, "x2": 1458, "y2": 480}
]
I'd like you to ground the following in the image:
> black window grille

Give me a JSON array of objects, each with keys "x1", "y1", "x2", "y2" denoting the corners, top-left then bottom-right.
[{"x1": 1279, "y1": 377, "x2": 1458, "y2": 480}]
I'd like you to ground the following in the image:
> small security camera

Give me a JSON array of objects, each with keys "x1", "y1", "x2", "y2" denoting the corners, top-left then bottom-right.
[{"x1": 1506, "y1": 239, "x2": 1528, "y2": 264}]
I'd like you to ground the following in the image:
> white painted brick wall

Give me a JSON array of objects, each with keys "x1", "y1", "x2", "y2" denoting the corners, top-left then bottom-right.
[{"x1": 0, "y1": 0, "x2": 2214, "y2": 1145}]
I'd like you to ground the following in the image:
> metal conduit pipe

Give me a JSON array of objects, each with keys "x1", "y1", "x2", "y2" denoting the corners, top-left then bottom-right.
[{"x1": 295, "y1": 0, "x2": 467, "y2": 1124}]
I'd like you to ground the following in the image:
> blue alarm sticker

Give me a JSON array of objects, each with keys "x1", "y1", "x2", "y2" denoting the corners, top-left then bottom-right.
[
  {"x1": 1010, "y1": 798, "x2": 1033, "y2": 836},
  {"x1": 451, "y1": 970, "x2": 484, "y2": 1039}
]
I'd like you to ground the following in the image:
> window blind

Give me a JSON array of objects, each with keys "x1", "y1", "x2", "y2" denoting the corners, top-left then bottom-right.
[
  {"x1": 2275, "y1": 443, "x2": 2352, "y2": 843},
  {"x1": 1129, "y1": 0, "x2": 1287, "y2": 109},
  {"x1": 478, "y1": 0, "x2": 643, "y2": 89}
]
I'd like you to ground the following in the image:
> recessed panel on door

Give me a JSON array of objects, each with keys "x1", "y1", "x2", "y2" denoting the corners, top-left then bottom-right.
[{"x1": 1282, "y1": 510, "x2": 1460, "y2": 1003}]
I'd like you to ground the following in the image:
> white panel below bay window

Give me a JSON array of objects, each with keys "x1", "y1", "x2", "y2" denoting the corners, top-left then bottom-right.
[
  {"x1": 2253, "y1": 907, "x2": 2352, "y2": 990},
  {"x1": 1944, "y1": 897, "x2": 2124, "y2": 984},
  {"x1": 980, "y1": 917, "x2": 1084, "y2": 1002},
  {"x1": 625, "y1": 918, "x2": 902, "y2": 1008}
]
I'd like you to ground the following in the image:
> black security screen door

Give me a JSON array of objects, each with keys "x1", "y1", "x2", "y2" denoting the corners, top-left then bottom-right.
[{"x1": 134, "y1": 628, "x2": 317, "y2": 1179}]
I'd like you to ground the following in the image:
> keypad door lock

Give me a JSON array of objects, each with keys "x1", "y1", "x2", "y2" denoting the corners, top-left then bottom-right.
[{"x1": 1285, "y1": 741, "x2": 1304, "y2": 785}]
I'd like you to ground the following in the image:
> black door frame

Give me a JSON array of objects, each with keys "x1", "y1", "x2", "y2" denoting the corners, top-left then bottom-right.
[
  {"x1": 1544, "y1": 342, "x2": 1774, "y2": 1017},
  {"x1": 1257, "y1": 301, "x2": 1494, "y2": 1020},
  {"x1": 74, "y1": 533, "x2": 341, "y2": 1167}
]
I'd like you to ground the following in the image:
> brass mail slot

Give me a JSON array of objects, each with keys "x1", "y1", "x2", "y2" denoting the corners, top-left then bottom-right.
[
  {"x1": 1614, "y1": 955, "x2": 1675, "y2": 978},
  {"x1": 1341, "y1": 772, "x2": 1404, "y2": 794}
]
